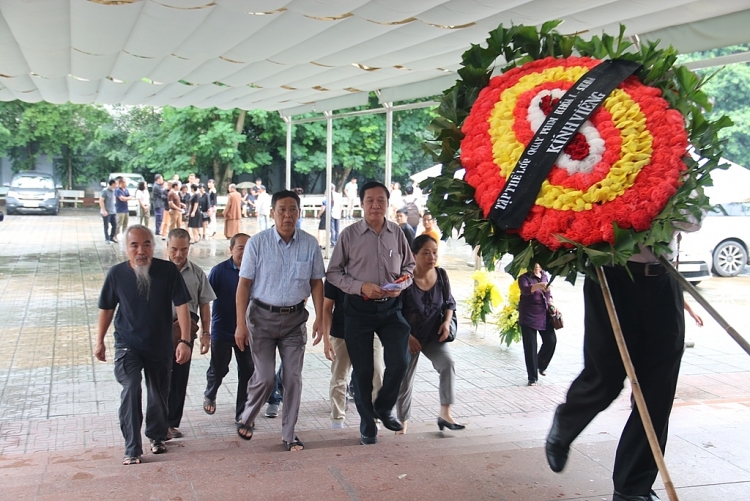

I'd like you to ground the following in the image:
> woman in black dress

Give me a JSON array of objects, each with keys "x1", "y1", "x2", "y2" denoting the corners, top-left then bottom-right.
[
  {"x1": 395, "y1": 234, "x2": 464, "y2": 434},
  {"x1": 198, "y1": 184, "x2": 209, "y2": 239},
  {"x1": 187, "y1": 184, "x2": 202, "y2": 242}
]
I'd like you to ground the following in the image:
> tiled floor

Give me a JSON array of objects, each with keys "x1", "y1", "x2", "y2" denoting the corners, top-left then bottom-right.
[{"x1": 0, "y1": 210, "x2": 749, "y2": 500}]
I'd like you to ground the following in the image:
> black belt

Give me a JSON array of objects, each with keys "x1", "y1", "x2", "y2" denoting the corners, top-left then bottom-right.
[
  {"x1": 253, "y1": 299, "x2": 305, "y2": 314},
  {"x1": 625, "y1": 262, "x2": 668, "y2": 277},
  {"x1": 349, "y1": 294, "x2": 392, "y2": 303}
]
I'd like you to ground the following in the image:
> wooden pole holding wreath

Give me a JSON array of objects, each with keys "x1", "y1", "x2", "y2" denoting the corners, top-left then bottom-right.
[
  {"x1": 657, "y1": 256, "x2": 750, "y2": 357},
  {"x1": 595, "y1": 266, "x2": 679, "y2": 501}
]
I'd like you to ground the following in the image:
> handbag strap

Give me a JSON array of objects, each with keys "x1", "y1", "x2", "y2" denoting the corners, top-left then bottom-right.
[{"x1": 436, "y1": 267, "x2": 450, "y2": 309}]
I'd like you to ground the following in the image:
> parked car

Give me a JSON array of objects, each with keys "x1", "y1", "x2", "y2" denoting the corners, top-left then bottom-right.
[
  {"x1": 676, "y1": 243, "x2": 712, "y2": 285},
  {"x1": 102, "y1": 173, "x2": 146, "y2": 215},
  {"x1": 3, "y1": 171, "x2": 61, "y2": 215},
  {"x1": 680, "y1": 202, "x2": 750, "y2": 277}
]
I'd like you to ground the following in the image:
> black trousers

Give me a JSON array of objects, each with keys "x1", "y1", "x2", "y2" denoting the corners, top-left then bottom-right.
[
  {"x1": 344, "y1": 295, "x2": 410, "y2": 438},
  {"x1": 520, "y1": 323, "x2": 557, "y2": 382},
  {"x1": 167, "y1": 341, "x2": 193, "y2": 428},
  {"x1": 554, "y1": 266, "x2": 684, "y2": 496},
  {"x1": 154, "y1": 207, "x2": 164, "y2": 235},
  {"x1": 204, "y1": 339, "x2": 255, "y2": 422},
  {"x1": 114, "y1": 347, "x2": 171, "y2": 457}
]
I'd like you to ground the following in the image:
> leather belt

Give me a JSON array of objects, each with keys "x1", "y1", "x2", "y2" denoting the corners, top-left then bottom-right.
[
  {"x1": 253, "y1": 299, "x2": 305, "y2": 314},
  {"x1": 625, "y1": 262, "x2": 668, "y2": 277},
  {"x1": 349, "y1": 294, "x2": 392, "y2": 303}
]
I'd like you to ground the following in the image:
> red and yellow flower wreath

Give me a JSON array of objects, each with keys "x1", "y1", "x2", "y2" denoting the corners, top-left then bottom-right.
[
  {"x1": 425, "y1": 22, "x2": 729, "y2": 281},
  {"x1": 461, "y1": 56, "x2": 688, "y2": 250}
]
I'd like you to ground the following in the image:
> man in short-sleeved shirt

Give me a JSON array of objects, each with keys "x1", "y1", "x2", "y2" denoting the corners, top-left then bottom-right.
[
  {"x1": 99, "y1": 179, "x2": 118, "y2": 243},
  {"x1": 203, "y1": 233, "x2": 254, "y2": 423},
  {"x1": 115, "y1": 177, "x2": 131, "y2": 236},
  {"x1": 96, "y1": 225, "x2": 191, "y2": 464},
  {"x1": 234, "y1": 190, "x2": 324, "y2": 450},
  {"x1": 327, "y1": 181, "x2": 415, "y2": 444},
  {"x1": 165, "y1": 228, "x2": 216, "y2": 439}
]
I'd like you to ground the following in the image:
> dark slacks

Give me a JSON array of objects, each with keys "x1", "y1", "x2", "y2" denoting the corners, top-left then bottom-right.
[
  {"x1": 102, "y1": 214, "x2": 117, "y2": 241},
  {"x1": 154, "y1": 207, "x2": 164, "y2": 235},
  {"x1": 167, "y1": 341, "x2": 193, "y2": 428},
  {"x1": 520, "y1": 323, "x2": 557, "y2": 382},
  {"x1": 204, "y1": 338, "x2": 255, "y2": 422},
  {"x1": 114, "y1": 347, "x2": 171, "y2": 457},
  {"x1": 554, "y1": 266, "x2": 684, "y2": 496},
  {"x1": 344, "y1": 295, "x2": 410, "y2": 438}
]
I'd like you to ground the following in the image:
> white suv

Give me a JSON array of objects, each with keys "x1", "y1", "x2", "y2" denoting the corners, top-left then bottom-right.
[{"x1": 681, "y1": 202, "x2": 750, "y2": 277}]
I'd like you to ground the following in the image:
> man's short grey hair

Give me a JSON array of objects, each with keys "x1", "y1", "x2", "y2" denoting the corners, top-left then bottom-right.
[
  {"x1": 125, "y1": 224, "x2": 154, "y2": 241},
  {"x1": 228, "y1": 183, "x2": 236, "y2": 190},
  {"x1": 168, "y1": 228, "x2": 190, "y2": 242}
]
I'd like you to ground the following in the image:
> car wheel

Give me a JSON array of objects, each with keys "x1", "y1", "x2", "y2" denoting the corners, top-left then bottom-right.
[
  {"x1": 712, "y1": 240, "x2": 748, "y2": 277},
  {"x1": 6, "y1": 208, "x2": 14, "y2": 215}
]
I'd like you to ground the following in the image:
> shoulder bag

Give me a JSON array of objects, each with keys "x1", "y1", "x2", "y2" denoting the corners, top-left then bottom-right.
[
  {"x1": 541, "y1": 285, "x2": 563, "y2": 330},
  {"x1": 436, "y1": 267, "x2": 458, "y2": 342}
]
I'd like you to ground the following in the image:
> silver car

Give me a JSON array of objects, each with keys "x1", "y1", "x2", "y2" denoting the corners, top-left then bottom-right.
[{"x1": 4, "y1": 172, "x2": 61, "y2": 215}]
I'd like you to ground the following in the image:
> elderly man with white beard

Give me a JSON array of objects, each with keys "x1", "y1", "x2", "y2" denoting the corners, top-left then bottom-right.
[{"x1": 96, "y1": 225, "x2": 192, "y2": 465}]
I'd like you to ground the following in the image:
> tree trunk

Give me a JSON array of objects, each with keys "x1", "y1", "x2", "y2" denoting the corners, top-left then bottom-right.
[
  {"x1": 216, "y1": 109, "x2": 247, "y2": 194},
  {"x1": 335, "y1": 166, "x2": 351, "y2": 192},
  {"x1": 67, "y1": 154, "x2": 72, "y2": 189}
]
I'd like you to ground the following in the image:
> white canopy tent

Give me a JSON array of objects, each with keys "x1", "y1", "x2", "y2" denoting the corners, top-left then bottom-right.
[
  {"x1": 0, "y1": 0, "x2": 748, "y2": 114},
  {"x1": 2, "y1": 0, "x2": 748, "y2": 254}
]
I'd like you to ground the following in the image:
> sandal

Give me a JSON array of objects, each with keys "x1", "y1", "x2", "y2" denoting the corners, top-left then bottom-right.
[
  {"x1": 282, "y1": 436, "x2": 304, "y2": 451},
  {"x1": 150, "y1": 440, "x2": 167, "y2": 454},
  {"x1": 203, "y1": 397, "x2": 216, "y2": 415},
  {"x1": 122, "y1": 455, "x2": 141, "y2": 465},
  {"x1": 237, "y1": 422, "x2": 254, "y2": 440}
]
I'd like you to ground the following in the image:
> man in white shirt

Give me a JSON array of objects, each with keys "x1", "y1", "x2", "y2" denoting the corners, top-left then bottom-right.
[
  {"x1": 255, "y1": 185, "x2": 272, "y2": 231},
  {"x1": 344, "y1": 177, "x2": 358, "y2": 219}
]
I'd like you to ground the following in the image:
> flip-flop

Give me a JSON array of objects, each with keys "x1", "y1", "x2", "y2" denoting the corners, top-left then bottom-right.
[
  {"x1": 282, "y1": 436, "x2": 304, "y2": 451},
  {"x1": 203, "y1": 397, "x2": 216, "y2": 415},
  {"x1": 122, "y1": 455, "x2": 141, "y2": 465},
  {"x1": 237, "y1": 422, "x2": 254, "y2": 440}
]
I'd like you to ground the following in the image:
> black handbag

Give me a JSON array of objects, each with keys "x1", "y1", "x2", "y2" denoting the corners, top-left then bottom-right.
[
  {"x1": 542, "y1": 292, "x2": 563, "y2": 330},
  {"x1": 436, "y1": 267, "x2": 458, "y2": 342}
]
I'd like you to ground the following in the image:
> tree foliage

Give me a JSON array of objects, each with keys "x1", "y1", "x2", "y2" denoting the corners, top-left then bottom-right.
[
  {"x1": 679, "y1": 44, "x2": 750, "y2": 168},
  {"x1": 0, "y1": 101, "x2": 110, "y2": 187},
  {"x1": 0, "y1": 95, "x2": 437, "y2": 192}
]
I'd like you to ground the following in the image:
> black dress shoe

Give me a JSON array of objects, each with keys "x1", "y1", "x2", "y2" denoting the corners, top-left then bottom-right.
[
  {"x1": 373, "y1": 410, "x2": 403, "y2": 432},
  {"x1": 612, "y1": 489, "x2": 660, "y2": 501},
  {"x1": 437, "y1": 417, "x2": 465, "y2": 431},
  {"x1": 360, "y1": 435, "x2": 378, "y2": 445},
  {"x1": 545, "y1": 408, "x2": 570, "y2": 473}
]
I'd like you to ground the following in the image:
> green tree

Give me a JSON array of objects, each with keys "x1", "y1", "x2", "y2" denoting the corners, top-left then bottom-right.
[
  {"x1": 129, "y1": 106, "x2": 249, "y2": 192},
  {"x1": 0, "y1": 101, "x2": 112, "y2": 187},
  {"x1": 278, "y1": 96, "x2": 437, "y2": 192},
  {"x1": 680, "y1": 45, "x2": 750, "y2": 168}
]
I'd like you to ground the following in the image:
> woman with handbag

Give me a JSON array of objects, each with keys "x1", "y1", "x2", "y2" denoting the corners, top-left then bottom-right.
[
  {"x1": 395, "y1": 235, "x2": 464, "y2": 433},
  {"x1": 518, "y1": 263, "x2": 558, "y2": 386}
]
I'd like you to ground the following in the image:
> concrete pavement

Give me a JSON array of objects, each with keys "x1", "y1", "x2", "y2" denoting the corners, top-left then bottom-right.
[{"x1": 0, "y1": 210, "x2": 749, "y2": 500}]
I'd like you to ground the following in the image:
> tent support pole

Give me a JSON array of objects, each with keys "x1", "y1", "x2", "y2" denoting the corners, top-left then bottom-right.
[
  {"x1": 384, "y1": 102, "x2": 393, "y2": 189},
  {"x1": 325, "y1": 110, "x2": 333, "y2": 260},
  {"x1": 285, "y1": 117, "x2": 292, "y2": 191}
]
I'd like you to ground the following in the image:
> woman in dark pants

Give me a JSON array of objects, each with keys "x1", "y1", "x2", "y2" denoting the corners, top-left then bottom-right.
[{"x1": 518, "y1": 263, "x2": 557, "y2": 386}]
